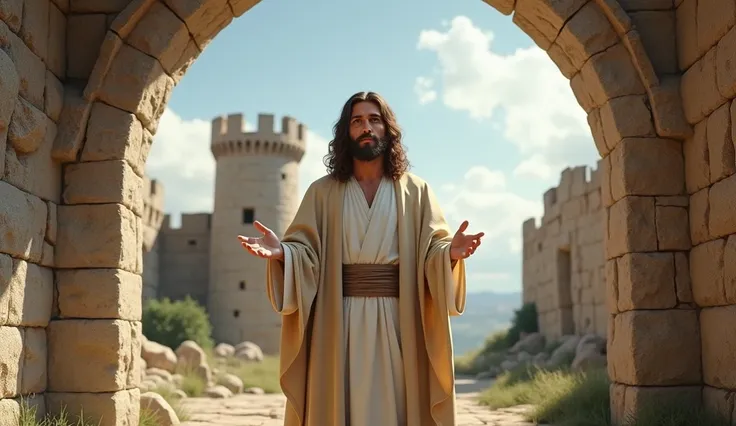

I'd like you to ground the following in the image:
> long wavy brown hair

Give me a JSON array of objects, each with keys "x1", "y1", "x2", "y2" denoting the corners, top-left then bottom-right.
[{"x1": 323, "y1": 91, "x2": 411, "y2": 182}]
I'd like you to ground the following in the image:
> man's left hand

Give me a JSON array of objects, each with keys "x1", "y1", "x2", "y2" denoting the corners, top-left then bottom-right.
[{"x1": 450, "y1": 220, "x2": 484, "y2": 261}]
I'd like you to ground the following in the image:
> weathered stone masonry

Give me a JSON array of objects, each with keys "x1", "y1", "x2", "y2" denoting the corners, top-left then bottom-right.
[
  {"x1": 0, "y1": 0, "x2": 734, "y2": 424},
  {"x1": 522, "y1": 164, "x2": 607, "y2": 341}
]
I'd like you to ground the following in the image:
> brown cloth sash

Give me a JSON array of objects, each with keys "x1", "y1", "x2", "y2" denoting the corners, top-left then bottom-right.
[{"x1": 342, "y1": 264, "x2": 400, "y2": 298}]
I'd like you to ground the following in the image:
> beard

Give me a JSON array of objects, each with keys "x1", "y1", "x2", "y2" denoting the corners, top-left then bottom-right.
[{"x1": 349, "y1": 134, "x2": 389, "y2": 162}]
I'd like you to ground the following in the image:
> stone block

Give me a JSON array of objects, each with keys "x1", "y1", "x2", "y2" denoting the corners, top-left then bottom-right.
[
  {"x1": 55, "y1": 203, "x2": 138, "y2": 271},
  {"x1": 4, "y1": 116, "x2": 62, "y2": 203},
  {"x1": 51, "y1": 84, "x2": 92, "y2": 163},
  {"x1": 46, "y1": 388, "x2": 140, "y2": 426},
  {"x1": 41, "y1": 241, "x2": 54, "y2": 267},
  {"x1": 0, "y1": 19, "x2": 45, "y2": 110},
  {"x1": 21, "y1": 327, "x2": 46, "y2": 394},
  {"x1": 706, "y1": 101, "x2": 736, "y2": 182},
  {"x1": 57, "y1": 268, "x2": 143, "y2": 321},
  {"x1": 689, "y1": 187, "x2": 710, "y2": 245},
  {"x1": 0, "y1": 0, "x2": 23, "y2": 32},
  {"x1": 512, "y1": 0, "x2": 587, "y2": 47},
  {"x1": 164, "y1": 0, "x2": 233, "y2": 48},
  {"x1": 655, "y1": 205, "x2": 690, "y2": 250},
  {"x1": 609, "y1": 137, "x2": 684, "y2": 203},
  {"x1": 555, "y1": 1, "x2": 618, "y2": 71},
  {"x1": 81, "y1": 102, "x2": 147, "y2": 176},
  {"x1": 512, "y1": 8, "x2": 553, "y2": 49},
  {"x1": 69, "y1": 0, "x2": 130, "y2": 12},
  {"x1": 587, "y1": 108, "x2": 608, "y2": 156},
  {"x1": 690, "y1": 238, "x2": 727, "y2": 307},
  {"x1": 676, "y1": 0, "x2": 698, "y2": 71},
  {"x1": 716, "y1": 26, "x2": 736, "y2": 99},
  {"x1": 127, "y1": 1, "x2": 191, "y2": 76},
  {"x1": 19, "y1": 0, "x2": 48, "y2": 62},
  {"x1": 610, "y1": 384, "x2": 703, "y2": 426},
  {"x1": 46, "y1": 201, "x2": 57, "y2": 244},
  {"x1": 616, "y1": 252, "x2": 676, "y2": 311},
  {"x1": 46, "y1": 1, "x2": 65, "y2": 79},
  {"x1": 674, "y1": 252, "x2": 693, "y2": 303},
  {"x1": 579, "y1": 43, "x2": 646, "y2": 109},
  {"x1": 63, "y1": 160, "x2": 144, "y2": 216},
  {"x1": 700, "y1": 305, "x2": 736, "y2": 388},
  {"x1": 8, "y1": 95, "x2": 47, "y2": 155},
  {"x1": 629, "y1": 11, "x2": 677, "y2": 75},
  {"x1": 605, "y1": 258, "x2": 618, "y2": 314},
  {"x1": 702, "y1": 385, "x2": 734, "y2": 423},
  {"x1": 0, "y1": 326, "x2": 22, "y2": 397},
  {"x1": 0, "y1": 258, "x2": 53, "y2": 327},
  {"x1": 726, "y1": 236, "x2": 736, "y2": 303},
  {"x1": 608, "y1": 309, "x2": 701, "y2": 385},
  {"x1": 683, "y1": 120, "x2": 710, "y2": 194},
  {"x1": 169, "y1": 38, "x2": 200, "y2": 83},
  {"x1": 0, "y1": 181, "x2": 46, "y2": 262},
  {"x1": 547, "y1": 42, "x2": 575, "y2": 79},
  {"x1": 47, "y1": 319, "x2": 139, "y2": 392},
  {"x1": 708, "y1": 173, "x2": 736, "y2": 238},
  {"x1": 600, "y1": 96, "x2": 656, "y2": 150},
  {"x1": 607, "y1": 196, "x2": 657, "y2": 258},
  {"x1": 681, "y1": 47, "x2": 726, "y2": 125},
  {"x1": 697, "y1": 0, "x2": 736, "y2": 57},
  {"x1": 44, "y1": 70, "x2": 63, "y2": 122},
  {"x1": 66, "y1": 13, "x2": 108, "y2": 80},
  {"x1": 96, "y1": 43, "x2": 174, "y2": 132},
  {"x1": 621, "y1": 30, "x2": 658, "y2": 89}
]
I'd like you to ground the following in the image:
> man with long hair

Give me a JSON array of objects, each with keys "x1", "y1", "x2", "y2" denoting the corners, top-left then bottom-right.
[{"x1": 238, "y1": 91, "x2": 484, "y2": 426}]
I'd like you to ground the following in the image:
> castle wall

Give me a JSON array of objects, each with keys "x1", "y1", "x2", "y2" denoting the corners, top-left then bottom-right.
[
  {"x1": 156, "y1": 214, "x2": 212, "y2": 308},
  {"x1": 522, "y1": 164, "x2": 606, "y2": 341},
  {"x1": 141, "y1": 177, "x2": 165, "y2": 301},
  {"x1": 208, "y1": 113, "x2": 306, "y2": 354}
]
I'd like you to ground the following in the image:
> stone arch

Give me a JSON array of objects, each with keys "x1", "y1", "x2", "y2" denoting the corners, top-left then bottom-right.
[{"x1": 4, "y1": 0, "x2": 735, "y2": 424}]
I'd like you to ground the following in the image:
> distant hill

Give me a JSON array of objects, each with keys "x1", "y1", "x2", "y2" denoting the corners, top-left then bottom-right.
[{"x1": 450, "y1": 291, "x2": 522, "y2": 356}]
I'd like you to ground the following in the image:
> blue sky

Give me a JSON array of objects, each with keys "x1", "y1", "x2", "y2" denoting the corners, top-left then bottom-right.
[{"x1": 146, "y1": 0, "x2": 600, "y2": 293}]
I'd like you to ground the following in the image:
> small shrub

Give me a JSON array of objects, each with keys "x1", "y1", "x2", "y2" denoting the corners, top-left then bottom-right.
[
  {"x1": 179, "y1": 369, "x2": 208, "y2": 397},
  {"x1": 142, "y1": 296, "x2": 214, "y2": 350},
  {"x1": 19, "y1": 398, "x2": 100, "y2": 426},
  {"x1": 504, "y1": 302, "x2": 539, "y2": 348}
]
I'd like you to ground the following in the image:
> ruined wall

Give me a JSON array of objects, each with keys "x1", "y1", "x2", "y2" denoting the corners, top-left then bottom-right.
[
  {"x1": 0, "y1": 0, "x2": 66, "y2": 419},
  {"x1": 208, "y1": 113, "x2": 306, "y2": 354},
  {"x1": 522, "y1": 164, "x2": 606, "y2": 341},
  {"x1": 156, "y1": 213, "x2": 212, "y2": 308},
  {"x1": 677, "y1": 2, "x2": 736, "y2": 419},
  {"x1": 141, "y1": 176, "x2": 165, "y2": 301}
]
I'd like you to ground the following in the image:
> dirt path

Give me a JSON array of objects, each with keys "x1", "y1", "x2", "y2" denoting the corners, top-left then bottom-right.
[{"x1": 180, "y1": 377, "x2": 538, "y2": 425}]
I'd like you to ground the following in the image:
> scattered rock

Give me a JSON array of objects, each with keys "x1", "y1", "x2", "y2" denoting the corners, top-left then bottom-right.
[{"x1": 141, "y1": 392, "x2": 180, "y2": 425}]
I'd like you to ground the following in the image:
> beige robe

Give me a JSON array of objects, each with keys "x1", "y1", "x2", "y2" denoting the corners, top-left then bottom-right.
[{"x1": 266, "y1": 172, "x2": 467, "y2": 426}]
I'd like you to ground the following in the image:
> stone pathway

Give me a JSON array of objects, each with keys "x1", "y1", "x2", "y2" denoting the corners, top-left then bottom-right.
[{"x1": 180, "y1": 377, "x2": 540, "y2": 425}]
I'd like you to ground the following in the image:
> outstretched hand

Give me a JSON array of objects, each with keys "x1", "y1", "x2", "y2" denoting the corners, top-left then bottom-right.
[
  {"x1": 450, "y1": 220, "x2": 484, "y2": 261},
  {"x1": 237, "y1": 221, "x2": 284, "y2": 260}
]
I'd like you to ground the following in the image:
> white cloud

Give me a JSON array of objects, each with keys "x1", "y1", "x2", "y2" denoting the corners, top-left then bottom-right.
[
  {"x1": 145, "y1": 108, "x2": 329, "y2": 226},
  {"x1": 415, "y1": 16, "x2": 598, "y2": 179},
  {"x1": 436, "y1": 166, "x2": 542, "y2": 256}
]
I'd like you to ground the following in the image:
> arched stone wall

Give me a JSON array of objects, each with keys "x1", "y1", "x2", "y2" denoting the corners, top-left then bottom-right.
[{"x1": 1, "y1": 0, "x2": 733, "y2": 424}]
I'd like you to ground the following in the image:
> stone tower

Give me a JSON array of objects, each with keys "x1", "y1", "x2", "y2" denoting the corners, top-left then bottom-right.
[{"x1": 208, "y1": 113, "x2": 307, "y2": 354}]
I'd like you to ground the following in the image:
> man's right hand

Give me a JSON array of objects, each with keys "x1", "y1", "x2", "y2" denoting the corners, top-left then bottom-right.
[{"x1": 237, "y1": 221, "x2": 284, "y2": 260}]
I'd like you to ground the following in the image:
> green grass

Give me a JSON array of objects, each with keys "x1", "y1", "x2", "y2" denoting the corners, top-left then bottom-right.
[
  {"x1": 212, "y1": 355, "x2": 281, "y2": 393},
  {"x1": 477, "y1": 365, "x2": 731, "y2": 426}
]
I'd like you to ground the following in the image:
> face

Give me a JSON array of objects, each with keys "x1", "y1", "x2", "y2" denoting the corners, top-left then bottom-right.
[{"x1": 348, "y1": 101, "x2": 389, "y2": 162}]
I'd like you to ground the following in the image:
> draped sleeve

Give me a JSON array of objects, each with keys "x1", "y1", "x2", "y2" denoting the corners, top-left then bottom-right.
[
  {"x1": 265, "y1": 180, "x2": 324, "y2": 387},
  {"x1": 419, "y1": 182, "x2": 467, "y2": 316}
]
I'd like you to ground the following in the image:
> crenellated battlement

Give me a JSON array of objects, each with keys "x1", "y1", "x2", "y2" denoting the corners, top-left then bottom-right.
[
  {"x1": 522, "y1": 160, "x2": 603, "y2": 239},
  {"x1": 161, "y1": 213, "x2": 212, "y2": 233},
  {"x1": 210, "y1": 113, "x2": 307, "y2": 162}
]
